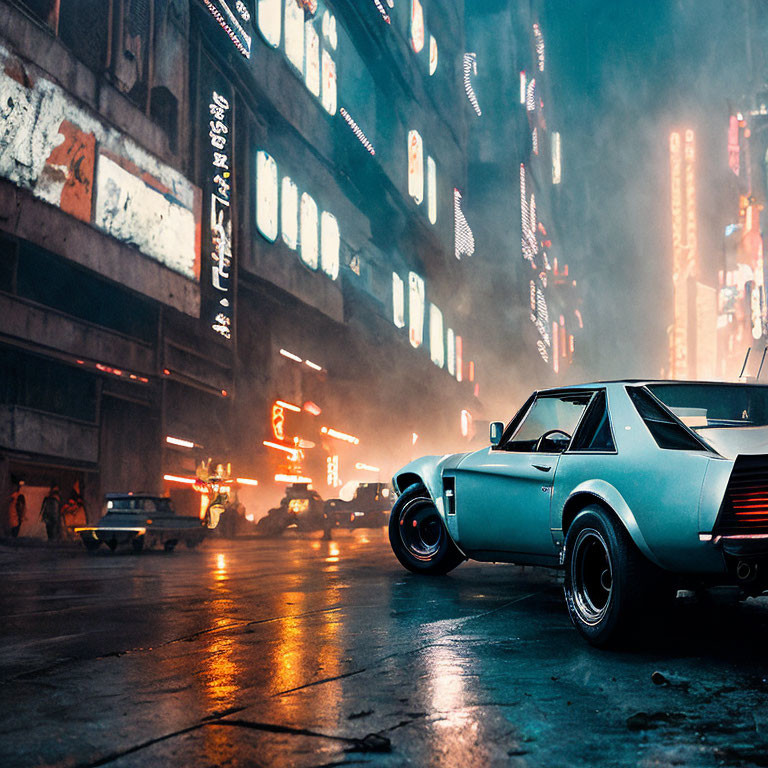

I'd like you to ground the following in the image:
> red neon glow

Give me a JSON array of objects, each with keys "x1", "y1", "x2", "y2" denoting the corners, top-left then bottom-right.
[
  {"x1": 468, "y1": 361, "x2": 475, "y2": 382},
  {"x1": 303, "y1": 401, "x2": 322, "y2": 416},
  {"x1": 456, "y1": 336, "x2": 463, "y2": 382},
  {"x1": 272, "y1": 405, "x2": 286, "y2": 441}
]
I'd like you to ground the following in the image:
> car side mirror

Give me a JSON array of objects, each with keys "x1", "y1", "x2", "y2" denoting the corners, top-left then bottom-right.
[{"x1": 490, "y1": 421, "x2": 504, "y2": 446}]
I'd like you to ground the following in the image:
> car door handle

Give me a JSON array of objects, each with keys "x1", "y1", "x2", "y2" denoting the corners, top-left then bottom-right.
[{"x1": 532, "y1": 464, "x2": 552, "y2": 472}]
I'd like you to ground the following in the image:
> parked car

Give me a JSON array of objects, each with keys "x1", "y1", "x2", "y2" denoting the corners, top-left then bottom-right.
[
  {"x1": 256, "y1": 483, "x2": 327, "y2": 536},
  {"x1": 325, "y1": 483, "x2": 392, "y2": 528},
  {"x1": 76, "y1": 494, "x2": 206, "y2": 552},
  {"x1": 389, "y1": 381, "x2": 768, "y2": 646}
]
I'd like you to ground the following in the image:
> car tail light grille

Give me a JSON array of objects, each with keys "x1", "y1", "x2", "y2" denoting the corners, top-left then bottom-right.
[{"x1": 717, "y1": 455, "x2": 768, "y2": 536}]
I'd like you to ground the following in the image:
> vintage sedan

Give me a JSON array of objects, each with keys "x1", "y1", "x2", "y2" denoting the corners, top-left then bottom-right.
[{"x1": 389, "y1": 381, "x2": 768, "y2": 646}]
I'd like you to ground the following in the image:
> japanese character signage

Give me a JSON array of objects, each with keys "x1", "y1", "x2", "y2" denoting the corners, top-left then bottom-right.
[
  {"x1": 202, "y1": 69, "x2": 235, "y2": 343},
  {"x1": 200, "y1": 0, "x2": 253, "y2": 58}
]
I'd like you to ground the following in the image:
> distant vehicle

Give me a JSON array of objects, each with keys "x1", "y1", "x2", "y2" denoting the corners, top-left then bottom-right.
[
  {"x1": 389, "y1": 381, "x2": 768, "y2": 647},
  {"x1": 76, "y1": 494, "x2": 207, "y2": 552},
  {"x1": 256, "y1": 483, "x2": 327, "y2": 536},
  {"x1": 325, "y1": 483, "x2": 392, "y2": 528}
]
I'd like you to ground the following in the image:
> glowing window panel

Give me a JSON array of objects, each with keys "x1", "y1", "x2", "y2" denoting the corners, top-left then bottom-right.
[
  {"x1": 460, "y1": 409, "x2": 472, "y2": 438},
  {"x1": 519, "y1": 70, "x2": 526, "y2": 104},
  {"x1": 305, "y1": 359, "x2": 323, "y2": 371},
  {"x1": 321, "y1": 426, "x2": 360, "y2": 444},
  {"x1": 320, "y1": 211, "x2": 340, "y2": 280},
  {"x1": 410, "y1": 0, "x2": 424, "y2": 53},
  {"x1": 455, "y1": 335, "x2": 463, "y2": 382},
  {"x1": 256, "y1": 151, "x2": 278, "y2": 242},
  {"x1": 166, "y1": 436, "x2": 194, "y2": 448},
  {"x1": 429, "y1": 303, "x2": 445, "y2": 368},
  {"x1": 392, "y1": 272, "x2": 405, "y2": 328},
  {"x1": 257, "y1": 0, "x2": 281, "y2": 47},
  {"x1": 446, "y1": 328, "x2": 456, "y2": 375},
  {"x1": 429, "y1": 35, "x2": 438, "y2": 75},
  {"x1": 407, "y1": 130, "x2": 424, "y2": 205},
  {"x1": 281, "y1": 176, "x2": 298, "y2": 249},
  {"x1": 300, "y1": 193, "x2": 319, "y2": 269},
  {"x1": 280, "y1": 348, "x2": 302, "y2": 362},
  {"x1": 463, "y1": 53, "x2": 482, "y2": 116},
  {"x1": 427, "y1": 156, "x2": 437, "y2": 225},
  {"x1": 552, "y1": 132, "x2": 562, "y2": 185},
  {"x1": 285, "y1": 0, "x2": 304, "y2": 73},
  {"x1": 305, "y1": 22, "x2": 320, "y2": 97},
  {"x1": 408, "y1": 271, "x2": 425, "y2": 348},
  {"x1": 327, "y1": 455, "x2": 339, "y2": 487},
  {"x1": 322, "y1": 10, "x2": 337, "y2": 48},
  {"x1": 321, "y1": 49, "x2": 337, "y2": 115}
]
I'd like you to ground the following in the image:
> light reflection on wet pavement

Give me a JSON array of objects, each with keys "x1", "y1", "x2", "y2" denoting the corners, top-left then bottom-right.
[{"x1": 3, "y1": 531, "x2": 768, "y2": 766}]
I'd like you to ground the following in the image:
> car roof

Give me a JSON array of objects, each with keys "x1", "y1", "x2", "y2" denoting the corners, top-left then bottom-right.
[{"x1": 538, "y1": 379, "x2": 768, "y2": 394}]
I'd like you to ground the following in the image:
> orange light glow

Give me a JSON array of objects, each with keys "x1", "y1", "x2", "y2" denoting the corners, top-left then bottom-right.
[
  {"x1": 275, "y1": 474, "x2": 312, "y2": 483},
  {"x1": 263, "y1": 440, "x2": 298, "y2": 459},
  {"x1": 320, "y1": 427, "x2": 360, "y2": 445},
  {"x1": 236, "y1": 477, "x2": 259, "y2": 486},
  {"x1": 163, "y1": 474, "x2": 196, "y2": 485},
  {"x1": 276, "y1": 400, "x2": 301, "y2": 412}
]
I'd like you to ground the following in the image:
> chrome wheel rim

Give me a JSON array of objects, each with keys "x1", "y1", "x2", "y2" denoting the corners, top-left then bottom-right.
[
  {"x1": 398, "y1": 497, "x2": 444, "y2": 561},
  {"x1": 571, "y1": 528, "x2": 613, "y2": 625}
]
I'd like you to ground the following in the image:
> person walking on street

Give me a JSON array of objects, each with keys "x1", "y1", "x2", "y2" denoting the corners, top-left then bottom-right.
[
  {"x1": 8, "y1": 481, "x2": 26, "y2": 538},
  {"x1": 40, "y1": 485, "x2": 62, "y2": 541}
]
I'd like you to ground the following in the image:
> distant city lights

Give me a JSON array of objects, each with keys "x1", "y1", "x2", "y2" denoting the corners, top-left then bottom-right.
[
  {"x1": 355, "y1": 462, "x2": 380, "y2": 473},
  {"x1": 275, "y1": 474, "x2": 312, "y2": 484}
]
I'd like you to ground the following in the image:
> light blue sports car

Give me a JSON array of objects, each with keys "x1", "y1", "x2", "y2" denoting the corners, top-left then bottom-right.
[{"x1": 389, "y1": 381, "x2": 768, "y2": 646}]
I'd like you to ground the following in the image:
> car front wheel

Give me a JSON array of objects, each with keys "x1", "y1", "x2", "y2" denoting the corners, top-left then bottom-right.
[
  {"x1": 563, "y1": 505, "x2": 669, "y2": 647},
  {"x1": 388, "y1": 483, "x2": 464, "y2": 575}
]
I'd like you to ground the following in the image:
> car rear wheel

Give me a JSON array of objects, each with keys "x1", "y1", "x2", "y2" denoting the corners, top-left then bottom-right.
[
  {"x1": 564, "y1": 505, "x2": 670, "y2": 647},
  {"x1": 388, "y1": 483, "x2": 464, "y2": 575}
]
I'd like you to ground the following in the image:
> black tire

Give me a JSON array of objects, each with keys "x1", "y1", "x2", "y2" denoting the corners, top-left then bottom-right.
[
  {"x1": 131, "y1": 536, "x2": 145, "y2": 553},
  {"x1": 388, "y1": 483, "x2": 464, "y2": 575},
  {"x1": 163, "y1": 540, "x2": 177, "y2": 553},
  {"x1": 84, "y1": 538, "x2": 101, "y2": 552},
  {"x1": 563, "y1": 505, "x2": 671, "y2": 648}
]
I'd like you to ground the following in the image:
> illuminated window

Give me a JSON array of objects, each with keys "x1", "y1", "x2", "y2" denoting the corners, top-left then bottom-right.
[
  {"x1": 305, "y1": 22, "x2": 320, "y2": 97},
  {"x1": 552, "y1": 132, "x2": 562, "y2": 184},
  {"x1": 257, "y1": 0, "x2": 281, "y2": 47},
  {"x1": 320, "y1": 211, "x2": 340, "y2": 280},
  {"x1": 455, "y1": 335, "x2": 463, "y2": 381},
  {"x1": 281, "y1": 176, "x2": 298, "y2": 250},
  {"x1": 408, "y1": 130, "x2": 424, "y2": 205},
  {"x1": 285, "y1": 0, "x2": 304, "y2": 73},
  {"x1": 256, "y1": 150, "x2": 278, "y2": 242},
  {"x1": 446, "y1": 328, "x2": 455, "y2": 375},
  {"x1": 392, "y1": 272, "x2": 405, "y2": 328},
  {"x1": 429, "y1": 303, "x2": 444, "y2": 368},
  {"x1": 410, "y1": 0, "x2": 424, "y2": 53},
  {"x1": 300, "y1": 193, "x2": 318, "y2": 269},
  {"x1": 427, "y1": 156, "x2": 437, "y2": 225},
  {"x1": 429, "y1": 35, "x2": 438, "y2": 75},
  {"x1": 408, "y1": 272, "x2": 425, "y2": 348},
  {"x1": 322, "y1": 48, "x2": 337, "y2": 115},
  {"x1": 322, "y1": 10, "x2": 337, "y2": 49}
]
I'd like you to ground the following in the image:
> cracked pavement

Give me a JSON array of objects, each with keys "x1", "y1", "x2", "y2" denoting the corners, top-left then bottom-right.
[{"x1": 3, "y1": 531, "x2": 768, "y2": 767}]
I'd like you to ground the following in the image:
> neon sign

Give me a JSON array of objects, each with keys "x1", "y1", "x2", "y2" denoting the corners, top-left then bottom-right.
[
  {"x1": 340, "y1": 108, "x2": 375, "y2": 156},
  {"x1": 408, "y1": 130, "x2": 424, "y2": 204},
  {"x1": 206, "y1": 88, "x2": 233, "y2": 341},
  {"x1": 454, "y1": 188, "x2": 475, "y2": 259},
  {"x1": 392, "y1": 272, "x2": 405, "y2": 328},
  {"x1": 408, "y1": 271, "x2": 425, "y2": 348},
  {"x1": 463, "y1": 53, "x2": 482, "y2": 117},
  {"x1": 201, "y1": 0, "x2": 252, "y2": 58},
  {"x1": 271, "y1": 405, "x2": 286, "y2": 441},
  {"x1": 429, "y1": 36, "x2": 438, "y2": 75}
]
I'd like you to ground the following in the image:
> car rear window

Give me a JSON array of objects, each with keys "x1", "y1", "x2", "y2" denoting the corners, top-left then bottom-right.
[
  {"x1": 627, "y1": 387, "x2": 707, "y2": 451},
  {"x1": 571, "y1": 390, "x2": 615, "y2": 452}
]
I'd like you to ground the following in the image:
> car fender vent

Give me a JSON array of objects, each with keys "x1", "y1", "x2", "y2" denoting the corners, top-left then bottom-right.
[
  {"x1": 717, "y1": 454, "x2": 768, "y2": 536},
  {"x1": 444, "y1": 476, "x2": 456, "y2": 515}
]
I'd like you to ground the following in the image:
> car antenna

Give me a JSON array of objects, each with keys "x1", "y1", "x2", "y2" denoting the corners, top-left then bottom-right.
[
  {"x1": 739, "y1": 347, "x2": 752, "y2": 380},
  {"x1": 758, "y1": 347, "x2": 768, "y2": 381}
]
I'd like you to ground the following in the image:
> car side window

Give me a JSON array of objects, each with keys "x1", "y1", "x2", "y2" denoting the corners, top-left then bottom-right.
[
  {"x1": 627, "y1": 387, "x2": 707, "y2": 451},
  {"x1": 570, "y1": 390, "x2": 615, "y2": 452},
  {"x1": 503, "y1": 393, "x2": 591, "y2": 452}
]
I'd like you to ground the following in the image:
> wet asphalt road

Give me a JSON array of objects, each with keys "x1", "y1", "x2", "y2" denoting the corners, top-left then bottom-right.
[{"x1": 3, "y1": 532, "x2": 768, "y2": 767}]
